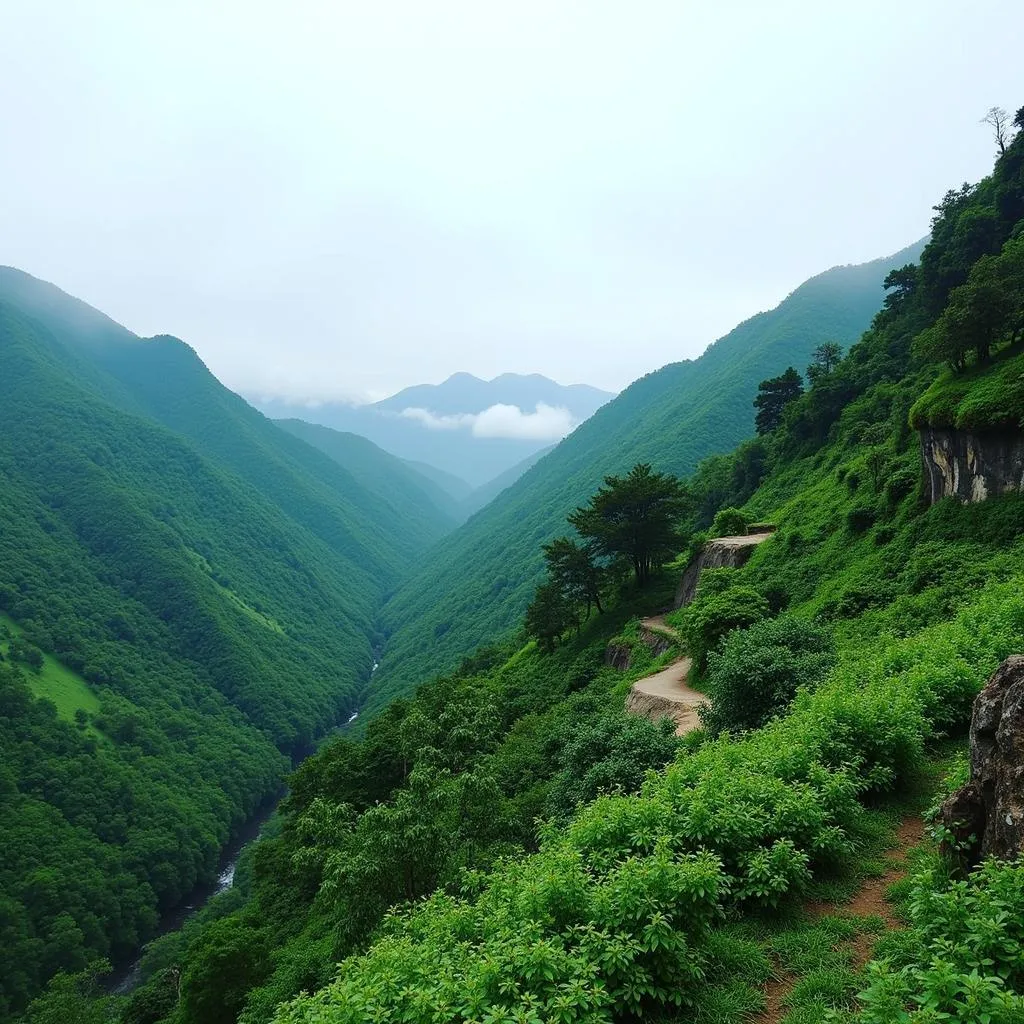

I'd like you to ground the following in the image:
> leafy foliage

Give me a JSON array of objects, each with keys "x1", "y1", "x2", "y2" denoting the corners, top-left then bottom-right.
[
  {"x1": 710, "y1": 507, "x2": 749, "y2": 537},
  {"x1": 700, "y1": 616, "x2": 836, "y2": 734},
  {"x1": 858, "y1": 860, "x2": 1024, "y2": 1022},
  {"x1": 672, "y1": 581, "x2": 770, "y2": 674}
]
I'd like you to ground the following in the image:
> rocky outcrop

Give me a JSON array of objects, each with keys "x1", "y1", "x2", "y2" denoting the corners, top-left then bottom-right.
[
  {"x1": 624, "y1": 687, "x2": 683, "y2": 726},
  {"x1": 638, "y1": 626, "x2": 673, "y2": 658},
  {"x1": 940, "y1": 655, "x2": 1024, "y2": 868},
  {"x1": 673, "y1": 530, "x2": 773, "y2": 609},
  {"x1": 604, "y1": 626, "x2": 674, "y2": 670},
  {"x1": 604, "y1": 643, "x2": 632, "y2": 670},
  {"x1": 920, "y1": 427, "x2": 1024, "y2": 504}
]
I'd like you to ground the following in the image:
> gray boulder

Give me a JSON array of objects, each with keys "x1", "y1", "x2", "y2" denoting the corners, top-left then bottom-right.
[{"x1": 941, "y1": 655, "x2": 1024, "y2": 868}]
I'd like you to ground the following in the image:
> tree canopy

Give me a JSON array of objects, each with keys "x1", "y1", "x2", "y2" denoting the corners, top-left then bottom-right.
[
  {"x1": 753, "y1": 367, "x2": 804, "y2": 434},
  {"x1": 568, "y1": 464, "x2": 686, "y2": 588}
]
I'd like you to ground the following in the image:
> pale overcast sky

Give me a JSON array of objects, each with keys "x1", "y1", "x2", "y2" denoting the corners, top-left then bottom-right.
[{"x1": 1, "y1": 1, "x2": 1021, "y2": 401}]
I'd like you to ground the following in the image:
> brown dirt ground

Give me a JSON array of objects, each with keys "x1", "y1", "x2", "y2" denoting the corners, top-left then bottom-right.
[{"x1": 751, "y1": 815, "x2": 926, "y2": 1024}]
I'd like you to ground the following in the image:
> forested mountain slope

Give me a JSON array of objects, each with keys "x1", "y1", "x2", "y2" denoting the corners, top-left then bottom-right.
[
  {"x1": 457, "y1": 444, "x2": 557, "y2": 519},
  {"x1": 0, "y1": 275, "x2": 451, "y2": 1019},
  {"x1": 81, "y1": 117, "x2": 1024, "y2": 1024},
  {"x1": 370, "y1": 241, "x2": 925, "y2": 707},
  {"x1": 275, "y1": 418, "x2": 460, "y2": 534}
]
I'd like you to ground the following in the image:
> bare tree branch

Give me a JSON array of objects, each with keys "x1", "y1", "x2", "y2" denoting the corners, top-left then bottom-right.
[{"x1": 981, "y1": 106, "x2": 1010, "y2": 156}]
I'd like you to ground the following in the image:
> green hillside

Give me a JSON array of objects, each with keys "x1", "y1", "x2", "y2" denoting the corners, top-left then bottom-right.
[
  {"x1": 76, "y1": 117, "x2": 1024, "y2": 1024},
  {"x1": 0, "y1": 277, "x2": 453, "y2": 1018},
  {"x1": 458, "y1": 444, "x2": 556, "y2": 518},
  {"x1": 399, "y1": 458, "x2": 474, "y2": 501},
  {"x1": 370, "y1": 241, "x2": 926, "y2": 709},
  {"x1": 274, "y1": 419, "x2": 458, "y2": 537}
]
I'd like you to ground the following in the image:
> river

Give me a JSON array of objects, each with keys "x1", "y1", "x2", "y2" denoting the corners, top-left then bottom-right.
[{"x1": 107, "y1": 699, "x2": 366, "y2": 995}]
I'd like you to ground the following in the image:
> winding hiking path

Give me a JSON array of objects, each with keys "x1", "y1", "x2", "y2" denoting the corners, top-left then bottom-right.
[
  {"x1": 626, "y1": 616, "x2": 708, "y2": 736},
  {"x1": 753, "y1": 814, "x2": 925, "y2": 1024}
]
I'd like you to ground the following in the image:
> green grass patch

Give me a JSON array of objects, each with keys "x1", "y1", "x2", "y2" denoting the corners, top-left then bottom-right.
[
  {"x1": 909, "y1": 345, "x2": 1024, "y2": 430},
  {"x1": 185, "y1": 548, "x2": 285, "y2": 634},
  {"x1": 0, "y1": 614, "x2": 101, "y2": 727}
]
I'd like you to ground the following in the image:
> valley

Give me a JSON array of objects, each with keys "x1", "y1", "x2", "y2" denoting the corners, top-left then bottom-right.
[{"x1": 2, "y1": 76, "x2": 1024, "y2": 1024}]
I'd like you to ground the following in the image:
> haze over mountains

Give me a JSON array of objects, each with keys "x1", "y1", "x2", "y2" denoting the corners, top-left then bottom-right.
[{"x1": 253, "y1": 374, "x2": 615, "y2": 487}]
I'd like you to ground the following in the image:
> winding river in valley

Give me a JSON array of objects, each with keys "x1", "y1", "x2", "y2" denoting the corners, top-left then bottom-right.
[{"x1": 108, "y1": 665, "x2": 372, "y2": 995}]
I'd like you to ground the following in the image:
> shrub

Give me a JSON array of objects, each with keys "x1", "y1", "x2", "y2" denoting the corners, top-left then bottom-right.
[
  {"x1": 711, "y1": 507, "x2": 749, "y2": 537},
  {"x1": 701, "y1": 617, "x2": 836, "y2": 734},
  {"x1": 846, "y1": 502, "x2": 877, "y2": 533},
  {"x1": 545, "y1": 710, "x2": 679, "y2": 818},
  {"x1": 857, "y1": 860, "x2": 1024, "y2": 1023},
  {"x1": 680, "y1": 586, "x2": 770, "y2": 673},
  {"x1": 884, "y1": 466, "x2": 918, "y2": 507}
]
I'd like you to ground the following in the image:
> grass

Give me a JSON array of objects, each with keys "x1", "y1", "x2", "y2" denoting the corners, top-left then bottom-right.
[
  {"x1": 909, "y1": 344, "x2": 1024, "y2": 430},
  {"x1": 0, "y1": 613, "x2": 101, "y2": 729},
  {"x1": 185, "y1": 548, "x2": 285, "y2": 634}
]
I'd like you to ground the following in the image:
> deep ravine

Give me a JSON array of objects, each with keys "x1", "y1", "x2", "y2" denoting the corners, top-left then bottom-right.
[{"x1": 106, "y1": 652, "x2": 378, "y2": 995}]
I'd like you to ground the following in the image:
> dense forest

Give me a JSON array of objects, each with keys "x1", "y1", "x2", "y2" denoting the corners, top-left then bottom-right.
[
  {"x1": 0, "y1": 274, "x2": 457, "y2": 1020},
  {"x1": 19, "y1": 105, "x2": 1023, "y2": 1024}
]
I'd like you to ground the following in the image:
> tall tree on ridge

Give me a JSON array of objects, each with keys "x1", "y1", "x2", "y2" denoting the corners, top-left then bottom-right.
[
  {"x1": 753, "y1": 367, "x2": 804, "y2": 434},
  {"x1": 807, "y1": 342, "x2": 843, "y2": 384},
  {"x1": 542, "y1": 536, "x2": 605, "y2": 616},
  {"x1": 569, "y1": 464, "x2": 686, "y2": 587}
]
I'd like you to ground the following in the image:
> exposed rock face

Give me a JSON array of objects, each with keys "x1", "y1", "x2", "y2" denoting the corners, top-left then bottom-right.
[
  {"x1": 604, "y1": 627, "x2": 673, "y2": 669},
  {"x1": 673, "y1": 531, "x2": 773, "y2": 609},
  {"x1": 940, "y1": 655, "x2": 1024, "y2": 868},
  {"x1": 920, "y1": 427, "x2": 1024, "y2": 504},
  {"x1": 604, "y1": 643, "x2": 632, "y2": 670},
  {"x1": 624, "y1": 686, "x2": 701, "y2": 734},
  {"x1": 638, "y1": 626, "x2": 673, "y2": 658}
]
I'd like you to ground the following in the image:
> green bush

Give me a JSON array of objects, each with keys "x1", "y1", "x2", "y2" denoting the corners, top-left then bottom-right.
[
  {"x1": 545, "y1": 709, "x2": 679, "y2": 818},
  {"x1": 701, "y1": 617, "x2": 836, "y2": 734},
  {"x1": 678, "y1": 586, "x2": 770, "y2": 673},
  {"x1": 857, "y1": 860, "x2": 1024, "y2": 1022},
  {"x1": 846, "y1": 502, "x2": 877, "y2": 534},
  {"x1": 711, "y1": 507, "x2": 749, "y2": 537}
]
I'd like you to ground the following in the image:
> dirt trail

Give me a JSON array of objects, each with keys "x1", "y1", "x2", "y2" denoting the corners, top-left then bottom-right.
[
  {"x1": 753, "y1": 815, "x2": 925, "y2": 1024},
  {"x1": 626, "y1": 615, "x2": 707, "y2": 736},
  {"x1": 640, "y1": 614, "x2": 678, "y2": 637}
]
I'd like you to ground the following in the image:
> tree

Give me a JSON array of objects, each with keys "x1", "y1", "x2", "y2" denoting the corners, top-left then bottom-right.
[
  {"x1": 753, "y1": 367, "x2": 803, "y2": 434},
  {"x1": 982, "y1": 105, "x2": 1011, "y2": 156},
  {"x1": 914, "y1": 237, "x2": 1024, "y2": 370},
  {"x1": 807, "y1": 342, "x2": 843, "y2": 384},
  {"x1": 524, "y1": 581, "x2": 578, "y2": 652},
  {"x1": 568, "y1": 464, "x2": 686, "y2": 587},
  {"x1": 23, "y1": 961, "x2": 116, "y2": 1024},
  {"x1": 178, "y1": 918, "x2": 271, "y2": 1024},
  {"x1": 882, "y1": 263, "x2": 919, "y2": 312},
  {"x1": 542, "y1": 536, "x2": 604, "y2": 616}
]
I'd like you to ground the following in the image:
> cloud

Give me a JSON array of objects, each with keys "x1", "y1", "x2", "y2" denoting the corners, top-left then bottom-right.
[{"x1": 399, "y1": 402, "x2": 577, "y2": 440}]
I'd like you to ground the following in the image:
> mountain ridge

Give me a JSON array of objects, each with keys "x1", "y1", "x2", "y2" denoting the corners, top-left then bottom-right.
[
  {"x1": 252, "y1": 373, "x2": 615, "y2": 486},
  {"x1": 367, "y1": 238, "x2": 928, "y2": 710}
]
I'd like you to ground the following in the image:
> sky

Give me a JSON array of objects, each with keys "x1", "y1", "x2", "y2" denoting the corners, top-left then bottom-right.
[{"x1": 1, "y1": 1, "x2": 1022, "y2": 404}]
